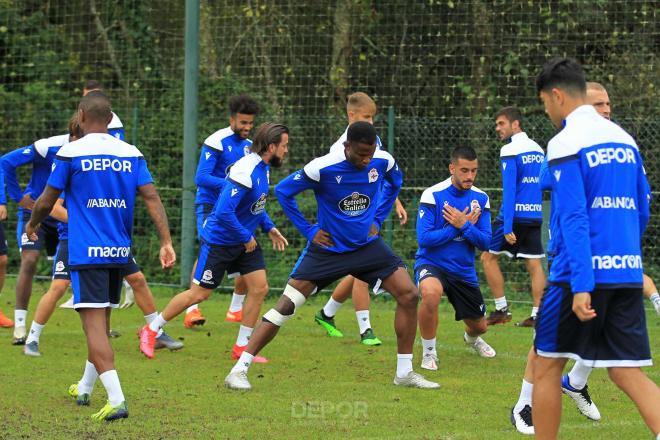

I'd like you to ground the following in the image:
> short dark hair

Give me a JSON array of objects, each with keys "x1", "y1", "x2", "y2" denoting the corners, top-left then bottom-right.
[
  {"x1": 346, "y1": 121, "x2": 377, "y2": 145},
  {"x1": 229, "y1": 95, "x2": 260, "y2": 116},
  {"x1": 536, "y1": 58, "x2": 586, "y2": 95},
  {"x1": 78, "y1": 90, "x2": 112, "y2": 123},
  {"x1": 451, "y1": 146, "x2": 477, "y2": 163},
  {"x1": 495, "y1": 106, "x2": 523, "y2": 127},
  {"x1": 83, "y1": 80, "x2": 103, "y2": 91},
  {"x1": 251, "y1": 122, "x2": 289, "y2": 154}
]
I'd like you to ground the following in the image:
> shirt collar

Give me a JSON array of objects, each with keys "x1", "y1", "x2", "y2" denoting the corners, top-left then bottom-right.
[
  {"x1": 563, "y1": 105, "x2": 597, "y2": 127},
  {"x1": 510, "y1": 132, "x2": 529, "y2": 142}
]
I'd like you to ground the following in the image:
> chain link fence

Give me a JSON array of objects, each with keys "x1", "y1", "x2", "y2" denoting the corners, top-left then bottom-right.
[{"x1": 0, "y1": 1, "x2": 657, "y2": 299}]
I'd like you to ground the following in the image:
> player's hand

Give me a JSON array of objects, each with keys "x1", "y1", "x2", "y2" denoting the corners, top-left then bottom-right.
[
  {"x1": 572, "y1": 292, "x2": 597, "y2": 321},
  {"x1": 467, "y1": 207, "x2": 481, "y2": 224},
  {"x1": 25, "y1": 221, "x2": 39, "y2": 242},
  {"x1": 395, "y1": 199, "x2": 408, "y2": 225},
  {"x1": 244, "y1": 236, "x2": 257, "y2": 253},
  {"x1": 0, "y1": 204, "x2": 6, "y2": 221},
  {"x1": 18, "y1": 194, "x2": 35, "y2": 210},
  {"x1": 120, "y1": 285, "x2": 135, "y2": 309},
  {"x1": 504, "y1": 232, "x2": 517, "y2": 245},
  {"x1": 159, "y1": 243, "x2": 176, "y2": 269},
  {"x1": 268, "y1": 228, "x2": 288, "y2": 252},
  {"x1": 443, "y1": 205, "x2": 469, "y2": 229},
  {"x1": 368, "y1": 223, "x2": 379, "y2": 237},
  {"x1": 312, "y1": 229, "x2": 335, "y2": 248}
]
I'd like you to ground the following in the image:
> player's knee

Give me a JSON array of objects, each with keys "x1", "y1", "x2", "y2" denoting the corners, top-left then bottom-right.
[
  {"x1": 419, "y1": 286, "x2": 441, "y2": 307},
  {"x1": 125, "y1": 272, "x2": 147, "y2": 288},
  {"x1": 20, "y1": 251, "x2": 40, "y2": 267},
  {"x1": 471, "y1": 319, "x2": 488, "y2": 335},
  {"x1": 252, "y1": 283, "x2": 269, "y2": 298},
  {"x1": 189, "y1": 287, "x2": 211, "y2": 303},
  {"x1": 397, "y1": 284, "x2": 419, "y2": 308},
  {"x1": 480, "y1": 252, "x2": 495, "y2": 264},
  {"x1": 262, "y1": 284, "x2": 306, "y2": 327},
  {"x1": 606, "y1": 367, "x2": 632, "y2": 385},
  {"x1": 0, "y1": 255, "x2": 7, "y2": 269}
]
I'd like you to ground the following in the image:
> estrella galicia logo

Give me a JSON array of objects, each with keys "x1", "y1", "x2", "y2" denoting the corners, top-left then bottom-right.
[
  {"x1": 251, "y1": 193, "x2": 267, "y2": 215},
  {"x1": 338, "y1": 192, "x2": 370, "y2": 217}
]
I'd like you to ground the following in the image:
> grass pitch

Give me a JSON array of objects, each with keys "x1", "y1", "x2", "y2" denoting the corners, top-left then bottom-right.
[{"x1": 1, "y1": 280, "x2": 658, "y2": 439}]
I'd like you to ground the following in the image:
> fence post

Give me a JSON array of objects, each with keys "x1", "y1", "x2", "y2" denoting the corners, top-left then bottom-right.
[
  {"x1": 385, "y1": 106, "x2": 395, "y2": 245},
  {"x1": 180, "y1": 0, "x2": 200, "y2": 286}
]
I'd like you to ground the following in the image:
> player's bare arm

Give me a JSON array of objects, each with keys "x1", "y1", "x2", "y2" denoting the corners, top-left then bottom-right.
[{"x1": 25, "y1": 185, "x2": 62, "y2": 240}]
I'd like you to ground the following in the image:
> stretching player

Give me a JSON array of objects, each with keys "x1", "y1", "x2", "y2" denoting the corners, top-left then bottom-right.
[
  {"x1": 139, "y1": 123, "x2": 289, "y2": 361},
  {"x1": 0, "y1": 154, "x2": 10, "y2": 328},
  {"x1": 186, "y1": 95, "x2": 263, "y2": 328},
  {"x1": 224, "y1": 121, "x2": 439, "y2": 390},
  {"x1": 27, "y1": 91, "x2": 176, "y2": 421},
  {"x1": 315, "y1": 92, "x2": 407, "y2": 345},
  {"x1": 533, "y1": 58, "x2": 659, "y2": 439},
  {"x1": 482, "y1": 107, "x2": 545, "y2": 327},
  {"x1": 416, "y1": 146, "x2": 495, "y2": 371}
]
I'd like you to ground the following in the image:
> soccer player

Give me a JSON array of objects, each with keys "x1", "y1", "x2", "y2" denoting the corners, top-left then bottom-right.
[
  {"x1": 26, "y1": 90, "x2": 176, "y2": 421},
  {"x1": 0, "y1": 154, "x2": 10, "y2": 328},
  {"x1": 481, "y1": 107, "x2": 545, "y2": 327},
  {"x1": 186, "y1": 95, "x2": 263, "y2": 328},
  {"x1": 1, "y1": 130, "x2": 68, "y2": 344},
  {"x1": 139, "y1": 122, "x2": 289, "y2": 361},
  {"x1": 416, "y1": 146, "x2": 496, "y2": 370},
  {"x1": 315, "y1": 92, "x2": 408, "y2": 345},
  {"x1": 224, "y1": 121, "x2": 439, "y2": 391},
  {"x1": 532, "y1": 58, "x2": 659, "y2": 439}
]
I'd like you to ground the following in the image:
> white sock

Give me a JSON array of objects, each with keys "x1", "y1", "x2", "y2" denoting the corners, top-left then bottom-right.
[
  {"x1": 99, "y1": 370, "x2": 125, "y2": 406},
  {"x1": 323, "y1": 298, "x2": 343, "y2": 318},
  {"x1": 531, "y1": 307, "x2": 539, "y2": 318},
  {"x1": 514, "y1": 379, "x2": 533, "y2": 412},
  {"x1": 186, "y1": 304, "x2": 199, "y2": 313},
  {"x1": 14, "y1": 309, "x2": 27, "y2": 327},
  {"x1": 229, "y1": 293, "x2": 245, "y2": 312},
  {"x1": 235, "y1": 325, "x2": 253, "y2": 347},
  {"x1": 148, "y1": 314, "x2": 167, "y2": 332},
  {"x1": 421, "y1": 337, "x2": 437, "y2": 355},
  {"x1": 650, "y1": 292, "x2": 660, "y2": 307},
  {"x1": 26, "y1": 321, "x2": 45, "y2": 344},
  {"x1": 567, "y1": 362, "x2": 592, "y2": 390},
  {"x1": 78, "y1": 360, "x2": 98, "y2": 395},
  {"x1": 231, "y1": 351, "x2": 254, "y2": 373},
  {"x1": 355, "y1": 310, "x2": 371, "y2": 334},
  {"x1": 494, "y1": 297, "x2": 507, "y2": 311},
  {"x1": 464, "y1": 332, "x2": 478, "y2": 344},
  {"x1": 396, "y1": 353, "x2": 413, "y2": 377},
  {"x1": 123, "y1": 279, "x2": 131, "y2": 289},
  {"x1": 144, "y1": 312, "x2": 163, "y2": 337}
]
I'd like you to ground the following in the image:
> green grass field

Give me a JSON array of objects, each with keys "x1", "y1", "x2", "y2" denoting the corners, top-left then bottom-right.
[{"x1": 1, "y1": 280, "x2": 658, "y2": 439}]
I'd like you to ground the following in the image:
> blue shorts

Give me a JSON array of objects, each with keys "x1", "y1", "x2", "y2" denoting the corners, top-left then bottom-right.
[
  {"x1": 195, "y1": 203, "x2": 214, "y2": 240},
  {"x1": 53, "y1": 240, "x2": 140, "y2": 281},
  {"x1": 71, "y1": 268, "x2": 123, "y2": 309},
  {"x1": 534, "y1": 284, "x2": 652, "y2": 368},
  {"x1": 193, "y1": 242, "x2": 265, "y2": 289},
  {"x1": 17, "y1": 210, "x2": 59, "y2": 256},
  {"x1": 488, "y1": 220, "x2": 544, "y2": 259},
  {"x1": 289, "y1": 237, "x2": 405, "y2": 291},
  {"x1": 416, "y1": 264, "x2": 486, "y2": 321}
]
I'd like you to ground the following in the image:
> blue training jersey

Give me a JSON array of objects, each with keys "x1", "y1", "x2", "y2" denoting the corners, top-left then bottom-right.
[
  {"x1": 201, "y1": 153, "x2": 274, "y2": 246},
  {"x1": 415, "y1": 177, "x2": 491, "y2": 285},
  {"x1": 108, "y1": 112, "x2": 125, "y2": 141},
  {"x1": 538, "y1": 159, "x2": 556, "y2": 261},
  {"x1": 497, "y1": 132, "x2": 544, "y2": 233},
  {"x1": 57, "y1": 193, "x2": 68, "y2": 241},
  {"x1": 275, "y1": 148, "x2": 403, "y2": 253},
  {"x1": 47, "y1": 133, "x2": 153, "y2": 267},
  {"x1": 195, "y1": 126, "x2": 253, "y2": 206},
  {"x1": 546, "y1": 105, "x2": 650, "y2": 292}
]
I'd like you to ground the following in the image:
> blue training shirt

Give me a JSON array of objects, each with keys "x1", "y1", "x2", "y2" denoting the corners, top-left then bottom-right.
[
  {"x1": 108, "y1": 112, "x2": 125, "y2": 141},
  {"x1": 498, "y1": 132, "x2": 544, "y2": 234},
  {"x1": 546, "y1": 105, "x2": 650, "y2": 292},
  {"x1": 194, "y1": 126, "x2": 253, "y2": 206},
  {"x1": 415, "y1": 177, "x2": 492, "y2": 285},
  {"x1": 275, "y1": 148, "x2": 403, "y2": 253},
  {"x1": 47, "y1": 133, "x2": 153, "y2": 267},
  {"x1": 201, "y1": 152, "x2": 275, "y2": 246}
]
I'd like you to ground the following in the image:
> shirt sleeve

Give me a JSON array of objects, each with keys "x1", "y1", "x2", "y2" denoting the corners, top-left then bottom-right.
[
  {"x1": 260, "y1": 209, "x2": 276, "y2": 233},
  {"x1": 374, "y1": 161, "x2": 403, "y2": 229},
  {"x1": 195, "y1": 145, "x2": 226, "y2": 192},
  {"x1": 137, "y1": 157, "x2": 154, "y2": 187},
  {"x1": 47, "y1": 157, "x2": 72, "y2": 190},
  {"x1": 108, "y1": 127, "x2": 125, "y2": 141},
  {"x1": 539, "y1": 158, "x2": 552, "y2": 191},
  {"x1": 416, "y1": 202, "x2": 459, "y2": 247},
  {"x1": 1, "y1": 145, "x2": 35, "y2": 202},
  {"x1": 275, "y1": 169, "x2": 320, "y2": 241},
  {"x1": 0, "y1": 159, "x2": 5, "y2": 205},
  {"x1": 637, "y1": 152, "x2": 651, "y2": 236},
  {"x1": 500, "y1": 156, "x2": 517, "y2": 234},
  {"x1": 213, "y1": 179, "x2": 253, "y2": 243}
]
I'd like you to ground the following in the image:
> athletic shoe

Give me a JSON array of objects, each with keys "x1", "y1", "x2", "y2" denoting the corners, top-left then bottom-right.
[
  {"x1": 360, "y1": 328, "x2": 382, "y2": 346},
  {"x1": 0, "y1": 309, "x2": 13, "y2": 328},
  {"x1": 465, "y1": 335, "x2": 496, "y2": 358},
  {"x1": 486, "y1": 307, "x2": 512, "y2": 325},
  {"x1": 68, "y1": 383, "x2": 90, "y2": 406},
  {"x1": 314, "y1": 310, "x2": 343, "y2": 337},
  {"x1": 108, "y1": 329, "x2": 121, "y2": 338},
  {"x1": 23, "y1": 341, "x2": 41, "y2": 357},
  {"x1": 91, "y1": 401, "x2": 128, "y2": 421},
  {"x1": 393, "y1": 371, "x2": 440, "y2": 389},
  {"x1": 225, "y1": 308, "x2": 243, "y2": 323},
  {"x1": 420, "y1": 353, "x2": 439, "y2": 371},
  {"x1": 155, "y1": 332, "x2": 184, "y2": 351},
  {"x1": 224, "y1": 371, "x2": 251, "y2": 390},
  {"x1": 231, "y1": 344, "x2": 268, "y2": 363},
  {"x1": 183, "y1": 308, "x2": 206, "y2": 328},
  {"x1": 59, "y1": 296, "x2": 74, "y2": 309},
  {"x1": 516, "y1": 316, "x2": 536, "y2": 328},
  {"x1": 138, "y1": 325, "x2": 158, "y2": 359},
  {"x1": 510, "y1": 405, "x2": 534, "y2": 435},
  {"x1": 12, "y1": 326, "x2": 26, "y2": 345},
  {"x1": 561, "y1": 375, "x2": 601, "y2": 421}
]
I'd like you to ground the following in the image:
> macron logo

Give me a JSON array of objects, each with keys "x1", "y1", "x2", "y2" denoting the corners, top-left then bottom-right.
[
  {"x1": 88, "y1": 246, "x2": 130, "y2": 258},
  {"x1": 294, "y1": 174, "x2": 302, "y2": 181},
  {"x1": 335, "y1": 176, "x2": 342, "y2": 184},
  {"x1": 419, "y1": 210, "x2": 425, "y2": 218},
  {"x1": 553, "y1": 170, "x2": 561, "y2": 182},
  {"x1": 231, "y1": 188, "x2": 239, "y2": 197},
  {"x1": 205, "y1": 152, "x2": 211, "y2": 160},
  {"x1": 502, "y1": 163, "x2": 507, "y2": 170}
]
